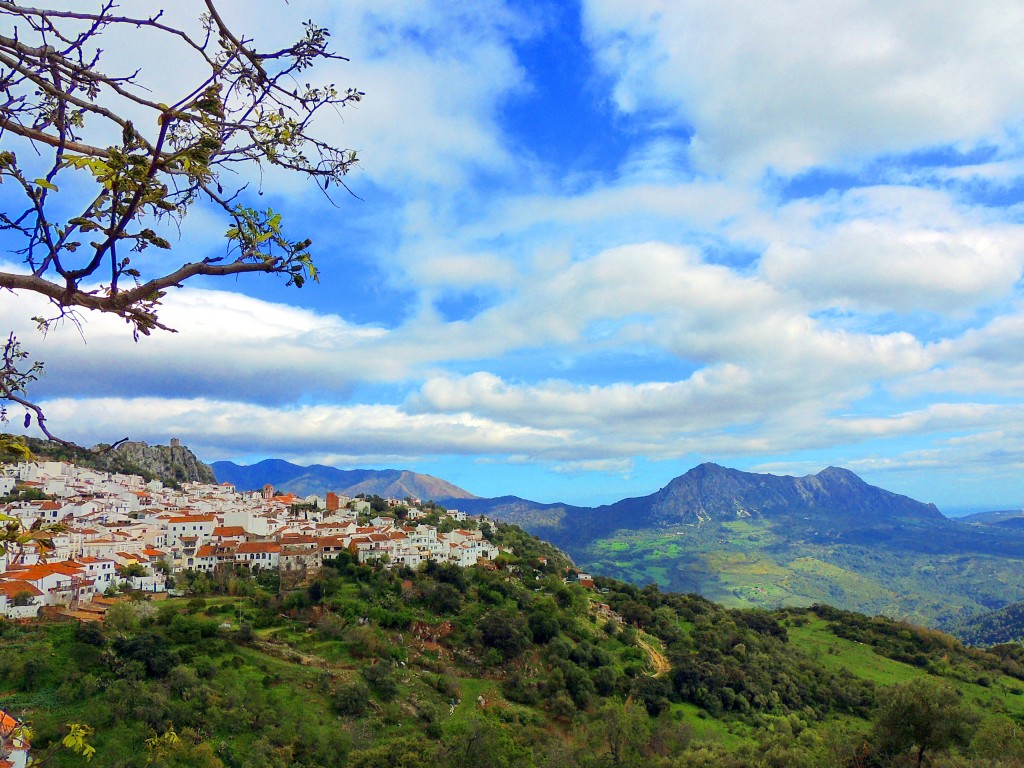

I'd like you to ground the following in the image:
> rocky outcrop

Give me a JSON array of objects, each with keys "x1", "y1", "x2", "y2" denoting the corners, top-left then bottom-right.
[
  {"x1": 19, "y1": 436, "x2": 216, "y2": 487},
  {"x1": 109, "y1": 441, "x2": 216, "y2": 486}
]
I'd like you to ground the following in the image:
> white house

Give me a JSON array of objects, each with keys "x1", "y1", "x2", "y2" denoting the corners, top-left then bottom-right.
[
  {"x1": 0, "y1": 580, "x2": 43, "y2": 619},
  {"x1": 235, "y1": 541, "x2": 281, "y2": 569},
  {"x1": 166, "y1": 514, "x2": 217, "y2": 547}
]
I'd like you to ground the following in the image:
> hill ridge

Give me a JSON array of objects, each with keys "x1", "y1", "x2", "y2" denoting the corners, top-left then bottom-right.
[{"x1": 211, "y1": 458, "x2": 478, "y2": 500}]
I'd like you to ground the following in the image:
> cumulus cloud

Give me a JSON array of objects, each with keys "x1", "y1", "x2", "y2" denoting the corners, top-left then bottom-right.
[
  {"x1": 0, "y1": 281, "x2": 389, "y2": 402},
  {"x1": 893, "y1": 309, "x2": 1024, "y2": 397},
  {"x1": 37, "y1": 396, "x2": 576, "y2": 461},
  {"x1": 582, "y1": 0, "x2": 1024, "y2": 173},
  {"x1": 754, "y1": 187, "x2": 1024, "y2": 313}
]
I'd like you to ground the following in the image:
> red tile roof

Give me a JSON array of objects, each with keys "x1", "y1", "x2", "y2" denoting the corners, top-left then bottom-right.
[
  {"x1": 0, "y1": 710, "x2": 19, "y2": 736},
  {"x1": 236, "y1": 542, "x2": 281, "y2": 554},
  {"x1": 0, "y1": 580, "x2": 43, "y2": 598}
]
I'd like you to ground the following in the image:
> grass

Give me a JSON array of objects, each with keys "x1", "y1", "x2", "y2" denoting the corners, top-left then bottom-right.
[
  {"x1": 785, "y1": 616, "x2": 1024, "y2": 719},
  {"x1": 672, "y1": 702, "x2": 750, "y2": 748},
  {"x1": 785, "y1": 617, "x2": 921, "y2": 687},
  {"x1": 451, "y1": 677, "x2": 504, "y2": 720}
]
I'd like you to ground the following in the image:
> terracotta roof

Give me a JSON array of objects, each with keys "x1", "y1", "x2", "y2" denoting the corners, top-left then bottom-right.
[
  {"x1": 0, "y1": 580, "x2": 43, "y2": 599},
  {"x1": 280, "y1": 534, "x2": 318, "y2": 544},
  {"x1": 13, "y1": 562, "x2": 83, "y2": 580},
  {"x1": 236, "y1": 542, "x2": 281, "y2": 554},
  {"x1": 0, "y1": 710, "x2": 19, "y2": 736},
  {"x1": 318, "y1": 536, "x2": 349, "y2": 547},
  {"x1": 213, "y1": 526, "x2": 246, "y2": 537},
  {"x1": 168, "y1": 515, "x2": 215, "y2": 524}
]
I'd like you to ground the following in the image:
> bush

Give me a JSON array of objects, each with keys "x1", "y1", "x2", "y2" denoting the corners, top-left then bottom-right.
[
  {"x1": 361, "y1": 663, "x2": 399, "y2": 701},
  {"x1": 187, "y1": 597, "x2": 207, "y2": 613},
  {"x1": 74, "y1": 621, "x2": 106, "y2": 646},
  {"x1": 479, "y1": 609, "x2": 530, "y2": 661},
  {"x1": 335, "y1": 681, "x2": 371, "y2": 716}
]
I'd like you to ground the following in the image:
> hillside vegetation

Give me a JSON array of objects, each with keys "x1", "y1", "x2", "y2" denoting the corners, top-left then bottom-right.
[
  {"x1": 5, "y1": 524, "x2": 1024, "y2": 767},
  {"x1": 950, "y1": 601, "x2": 1024, "y2": 647}
]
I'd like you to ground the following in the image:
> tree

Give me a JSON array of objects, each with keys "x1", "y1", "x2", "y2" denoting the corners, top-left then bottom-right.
[
  {"x1": 0, "y1": 1, "x2": 362, "y2": 440},
  {"x1": 871, "y1": 677, "x2": 977, "y2": 768},
  {"x1": 589, "y1": 702, "x2": 651, "y2": 768},
  {"x1": 442, "y1": 714, "x2": 533, "y2": 768},
  {"x1": 479, "y1": 608, "x2": 530, "y2": 661},
  {"x1": 116, "y1": 561, "x2": 147, "y2": 579}
]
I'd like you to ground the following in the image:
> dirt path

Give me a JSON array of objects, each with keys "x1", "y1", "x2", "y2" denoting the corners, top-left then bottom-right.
[{"x1": 636, "y1": 635, "x2": 670, "y2": 677}]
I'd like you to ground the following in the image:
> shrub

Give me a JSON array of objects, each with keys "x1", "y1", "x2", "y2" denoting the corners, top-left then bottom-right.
[{"x1": 335, "y1": 681, "x2": 371, "y2": 716}]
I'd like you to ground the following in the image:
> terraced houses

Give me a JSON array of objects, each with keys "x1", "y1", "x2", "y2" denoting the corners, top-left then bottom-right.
[{"x1": 0, "y1": 460, "x2": 502, "y2": 619}]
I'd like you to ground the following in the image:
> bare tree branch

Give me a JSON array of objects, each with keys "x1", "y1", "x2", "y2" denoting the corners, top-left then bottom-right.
[{"x1": 0, "y1": 1, "x2": 363, "y2": 447}]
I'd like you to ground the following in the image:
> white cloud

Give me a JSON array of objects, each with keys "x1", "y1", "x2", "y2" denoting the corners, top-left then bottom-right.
[
  {"x1": 582, "y1": 0, "x2": 1024, "y2": 173},
  {"x1": 750, "y1": 187, "x2": 1024, "y2": 313},
  {"x1": 0, "y1": 279, "x2": 391, "y2": 402},
  {"x1": 37, "y1": 396, "x2": 576, "y2": 460},
  {"x1": 550, "y1": 458, "x2": 636, "y2": 475},
  {"x1": 894, "y1": 309, "x2": 1024, "y2": 397}
]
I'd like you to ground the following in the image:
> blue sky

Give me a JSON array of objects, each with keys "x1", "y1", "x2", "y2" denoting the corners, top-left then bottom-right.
[{"x1": 5, "y1": 0, "x2": 1024, "y2": 513}]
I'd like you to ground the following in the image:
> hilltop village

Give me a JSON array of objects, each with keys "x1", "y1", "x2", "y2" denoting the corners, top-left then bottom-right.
[{"x1": 0, "y1": 458, "x2": 504, "y2": 619}]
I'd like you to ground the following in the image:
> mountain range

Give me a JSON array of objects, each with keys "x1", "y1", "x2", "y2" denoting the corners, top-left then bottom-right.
[
  {"x1": 211, "y1": 458, "x2": 477, "y2": 501},
  {"x1": 213, "y1": 457, "x2": 1024, "y2": 629}
]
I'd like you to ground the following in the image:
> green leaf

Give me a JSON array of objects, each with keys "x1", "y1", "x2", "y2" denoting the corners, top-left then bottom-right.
[{"x1": 33, "y1": 178, "x2": 58, "y2": 191}]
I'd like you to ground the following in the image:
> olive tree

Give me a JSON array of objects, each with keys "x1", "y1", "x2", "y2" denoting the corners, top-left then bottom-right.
[
  {"x1": 872, "y1": 677, "x2": 977, "y2": 768},
  {"x1": 0, "y1": 0, "x2": 361, "y2": 442}
]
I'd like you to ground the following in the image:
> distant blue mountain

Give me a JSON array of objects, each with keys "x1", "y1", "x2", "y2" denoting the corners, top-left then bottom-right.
[{"x1": 212, "y1": 459, "x2": 477, "y2": 501}]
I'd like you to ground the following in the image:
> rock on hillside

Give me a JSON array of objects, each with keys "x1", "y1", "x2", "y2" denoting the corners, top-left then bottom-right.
[{"x1": 110, "y1": 441, "x2": 216, "y2": 486}]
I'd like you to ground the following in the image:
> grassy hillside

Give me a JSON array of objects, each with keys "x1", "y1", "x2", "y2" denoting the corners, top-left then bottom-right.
[{"x1": 5, "y1": 524, "x2": 1024, "y2": 767}]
